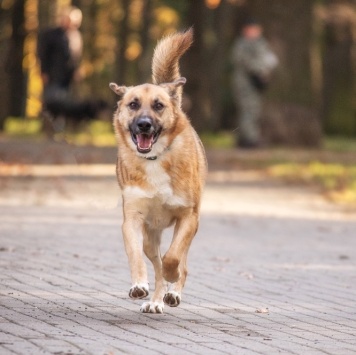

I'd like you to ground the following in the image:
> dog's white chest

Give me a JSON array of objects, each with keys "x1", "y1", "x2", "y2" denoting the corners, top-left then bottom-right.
[
  {"x1": 146, "y1": 161, "x2": 186, "y2": 207},
  {"x1": 123, "y1": 161, "x2": 187, "y2": 208}
]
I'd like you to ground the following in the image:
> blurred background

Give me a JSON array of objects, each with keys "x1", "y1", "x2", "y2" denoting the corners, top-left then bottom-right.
[
  {"x1": 0, "y1": 0, "x2": 355, "y2": 205},
  {"x1": 1, "y1": 0, "x2": 356, "y2": 140}
]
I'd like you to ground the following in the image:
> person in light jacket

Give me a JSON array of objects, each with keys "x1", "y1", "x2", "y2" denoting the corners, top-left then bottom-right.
[{"x1": 231, "y1": 18, "x2": 278, "y2": 148}]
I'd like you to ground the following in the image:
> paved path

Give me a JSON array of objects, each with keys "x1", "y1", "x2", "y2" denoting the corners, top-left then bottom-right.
[{"x1": 1, "y1": 165, "x2": 356, "y2": 354}]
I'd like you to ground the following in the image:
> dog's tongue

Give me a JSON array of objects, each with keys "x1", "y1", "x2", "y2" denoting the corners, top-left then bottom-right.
[{"x1": 137, "y1": 134, "x2": 153, "y2": 151}]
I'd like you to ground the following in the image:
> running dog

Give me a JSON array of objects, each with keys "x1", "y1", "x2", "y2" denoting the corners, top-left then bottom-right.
[{"x1": 109, "y1": 29, "x2": 207, "y2": 313}]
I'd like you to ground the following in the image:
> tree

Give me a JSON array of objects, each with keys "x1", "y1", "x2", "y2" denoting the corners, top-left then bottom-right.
[
  {"x1": 182, "y1": 0, "x2": 211, "y2": 132},
  {"x1": 37, "y1": 0, "x2": 57, "y2": 30},
  {"x1": 137, "y1": 0, "x2": 152, "y2": 82},
  {"x1": 0, "y1": 0, "x2": 27, "y2": 130},
  {"x1": 0, "y1": 5, "x2": 12, "y2": 130},
  {"x1": 245, "y1": 0, "x2": 322, "y2": 146},
  {"x1": 0, "y1": 0, "x2": 354, "y2": 142},
  {"x1": 115, "y1": 0, "x2": 130, "y2": 85},
  {"x1": 320, "y1": 0, "x2": 356, "y2": 136},
  {"x1": 8, "y1": 0, "x2": 27, "y2": 119},
  {"x1": 208, "y1": 0, "x2": 238, "y2": 132}
]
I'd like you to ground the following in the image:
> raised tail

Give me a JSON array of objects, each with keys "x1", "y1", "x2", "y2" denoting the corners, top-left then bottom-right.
[{"x1": 152, "y1": 28, "x2": 193, "y2": 85}]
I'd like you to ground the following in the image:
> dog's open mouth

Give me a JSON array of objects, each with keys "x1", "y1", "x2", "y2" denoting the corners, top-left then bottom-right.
[{"x1": 131, "y1": 130, "x2": 161, "y2": 153}]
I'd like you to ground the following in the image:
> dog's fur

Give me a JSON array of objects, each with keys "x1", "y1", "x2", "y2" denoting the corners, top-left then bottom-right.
[{"x1": 110, "y1": 29, "x2": 207, "y2": 314}]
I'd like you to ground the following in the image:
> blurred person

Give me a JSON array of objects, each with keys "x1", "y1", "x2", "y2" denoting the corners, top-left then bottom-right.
[
  {"x1": 37, "y1": 6, "x2": 83, "y2": 110},
  {"x1": 37, "y1": 7, "x2": 109, "y2": 137},
  {"x1": 231, "y1": 18, "x2": 278, "y2": 148}
]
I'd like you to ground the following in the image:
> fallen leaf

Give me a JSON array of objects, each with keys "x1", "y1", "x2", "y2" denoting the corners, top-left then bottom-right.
[{"x1": 255, "y1": 308, "x2": 269, "y2": 314}]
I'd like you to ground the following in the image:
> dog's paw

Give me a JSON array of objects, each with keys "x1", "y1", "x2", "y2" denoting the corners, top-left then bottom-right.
[
  {"x1": 140, "y1": 301, "x2": 164, "y2": 314},
  {"x1": 129, "y1": 283, "x2": 149, "y2": 299},
  {"x1": 163, "y1": 291, "x2": 181, "y2": 307}
]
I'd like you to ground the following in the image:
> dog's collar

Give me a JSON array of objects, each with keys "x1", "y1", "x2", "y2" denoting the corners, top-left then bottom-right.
[{"x1": 141, "y1": 146, "x2": 170, "y2": 161}]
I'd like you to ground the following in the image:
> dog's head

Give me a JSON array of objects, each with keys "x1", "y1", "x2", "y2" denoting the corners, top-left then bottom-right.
[{"x1": 110, "y1": 78, "x2": 186, "y2": 157}]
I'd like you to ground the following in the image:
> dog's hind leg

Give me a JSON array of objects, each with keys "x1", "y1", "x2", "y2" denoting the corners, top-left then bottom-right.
[
  {"x1": 140, "y1": 226, "x2": 167, "y2": 313},
  {"x1": 162, "y1": 212, "x2": 199, "y2": 307},
  {"x1": 163, "y1": 251, "x2": 188, "y2": 307}
]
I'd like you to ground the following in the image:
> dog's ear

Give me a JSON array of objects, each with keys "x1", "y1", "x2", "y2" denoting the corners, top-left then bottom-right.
[
  {"x1": 160, "y1": 77, "x2": 186, "y2": 99},
  {"x1": 161, "y1": 77, "x2": 186, "y2": 93},
  {"x1": 109, "y1": 83, "x2": 127, "y2": 100},
  {"x1": 171, "y1": 77, "x2": 187, "y2": 88}
]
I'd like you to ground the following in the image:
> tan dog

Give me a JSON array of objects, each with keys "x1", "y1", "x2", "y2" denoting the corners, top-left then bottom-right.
[{"x1": 109, "y1": 29, "x2": 207, "y2": 314}]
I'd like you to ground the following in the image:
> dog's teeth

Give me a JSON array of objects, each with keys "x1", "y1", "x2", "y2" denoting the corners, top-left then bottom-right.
[{"x1": 137, "y1": 134, "x2": 154, "y2": 150}]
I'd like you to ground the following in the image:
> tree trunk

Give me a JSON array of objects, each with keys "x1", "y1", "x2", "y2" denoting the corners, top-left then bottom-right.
[
  {"x1": 38, "y1": 0, "x2": 57, "y2": 30},
  {"x1": 321, "y1": 1, "x2": 356, "y2": 136},
  {"x1": 246, "y1": 0, "x2": 322, "y2": 146},
  {"x1": 6, "y1": 0, "x2": 27, "y2": 118},
  {"x1": 209, "y1": 0, "x2": 236, "y2": 132},
  {"x1": 0, "y1": 6, "x2": 12, "y2": 130},
  {"x1": 115, "y1": 0, "x2": 130, "y2": 85},
  {"x1": 137, "y1": 0, "x2": 152, "y2": 83},
  {"x1": 79, "y1": 0, "x2": 99, "y2": 97},
  {"x1": 182, "y1": 0, "x2": 211, "y2": 132}
]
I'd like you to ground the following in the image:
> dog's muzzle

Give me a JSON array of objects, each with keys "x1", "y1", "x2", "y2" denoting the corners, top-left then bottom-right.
[{"x1": 130, "y1": 116, "x2": 161, "y2": 154}]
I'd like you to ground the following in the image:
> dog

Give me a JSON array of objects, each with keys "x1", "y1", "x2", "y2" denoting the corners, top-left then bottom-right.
[
  {"x1": 109, "y1": 29, "x2": 207, "y2": 313},
  {"x1": 42, "y1": 97, "x2": 109, "y2": 136}
]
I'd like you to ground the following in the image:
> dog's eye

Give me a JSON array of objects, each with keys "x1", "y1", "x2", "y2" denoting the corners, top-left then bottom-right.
[
  {"x1": 153, "y1": 102, "x2": 164, "y2": 111},
  {"x1": 128, "y1": 101, "x2": 139, "y2": 110}
]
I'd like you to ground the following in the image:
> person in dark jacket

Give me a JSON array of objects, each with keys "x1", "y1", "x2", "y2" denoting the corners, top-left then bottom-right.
[{"x1": 38, "y1": 6, "x2": 83, "y2": 107}]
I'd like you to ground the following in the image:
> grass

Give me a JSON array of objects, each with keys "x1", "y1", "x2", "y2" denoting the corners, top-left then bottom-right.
[
  {"x1": 200, "y1": 131, "x2": 235, "y2": 149},
  {"x1": 323, "y1": 136, "x2": 356, "y2": 152},
  {"x1": 62, "y1": 120, "x2": 117, "y2": 147},
  {"x1": 4, "y1": 117, "x2": 42, "y2": 137},
  {"x1": 203, "y1": 132, "x2": 356, "y2": 206},
  {"x1": 4, "y1": 117, "x2": 117, "y2": 147},
  {"x1": 267, "y1": 162, "x2": 356, "y2": 205}
]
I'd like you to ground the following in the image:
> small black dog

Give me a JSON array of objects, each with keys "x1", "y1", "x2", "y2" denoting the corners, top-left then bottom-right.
[{"x1": 42, "y1": 97, "x2": 110, "y2": 136}]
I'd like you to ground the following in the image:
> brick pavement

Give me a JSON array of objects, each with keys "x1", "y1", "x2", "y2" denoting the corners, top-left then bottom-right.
[{"x1": 1, "y1": 166, "x2": 356, "y2": 354}]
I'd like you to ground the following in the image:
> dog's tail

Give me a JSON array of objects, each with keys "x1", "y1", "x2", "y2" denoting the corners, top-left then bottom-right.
[{"x1": 152, "y1": 28, "x2": 193, "y2": 85}]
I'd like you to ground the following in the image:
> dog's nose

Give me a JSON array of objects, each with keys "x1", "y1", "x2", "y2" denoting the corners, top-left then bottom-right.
[{"x1": 136, "y1": 117, "x2": 153, "y2": 132}]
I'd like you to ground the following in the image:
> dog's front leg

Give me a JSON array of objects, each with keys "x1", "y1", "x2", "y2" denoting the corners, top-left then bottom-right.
[
  {"x1": 122, "y1": 210, "x2": 149, "y2": 299},
  {"x1": 140, "y1": 226, "x2": 167, "y2": 313},
  {"x1": 162, "y1": 211, "x2": 199, "y2": 307}
]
